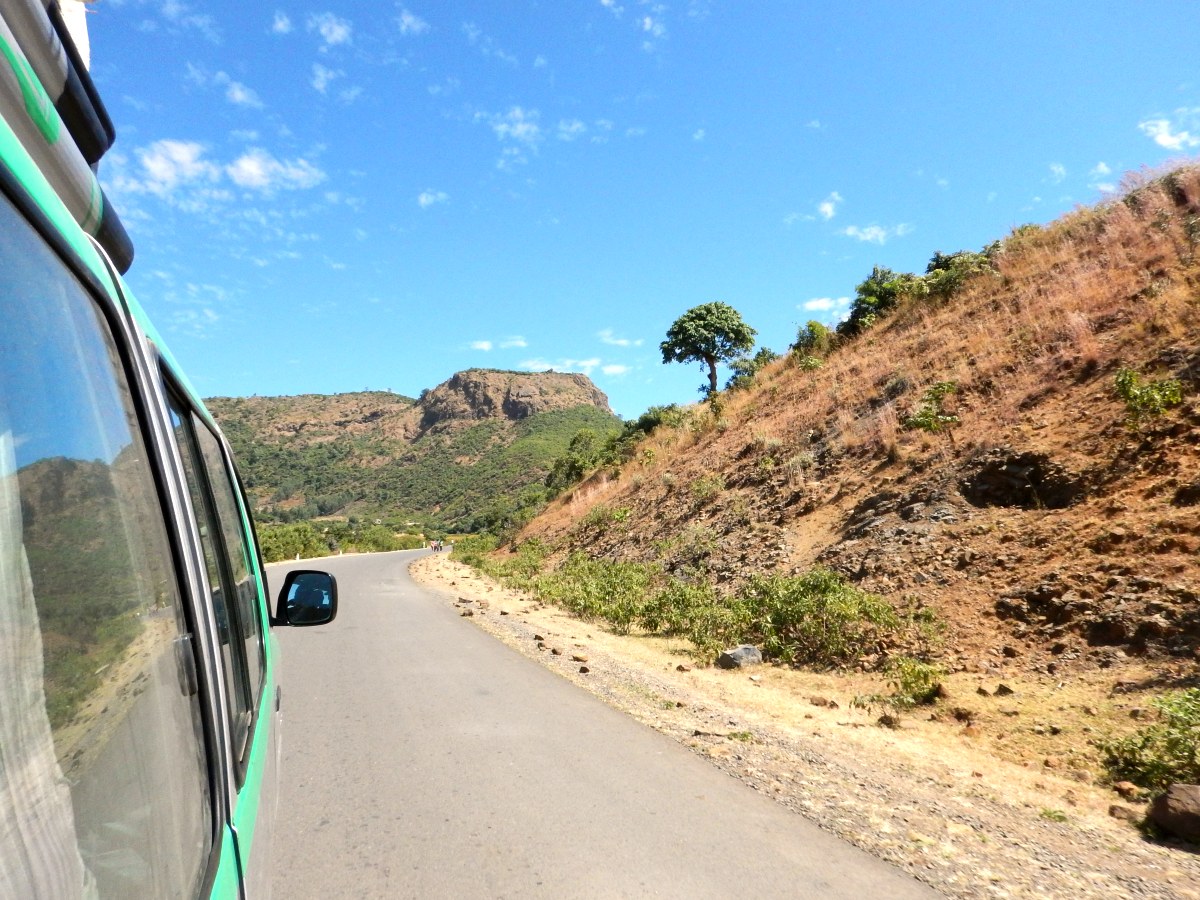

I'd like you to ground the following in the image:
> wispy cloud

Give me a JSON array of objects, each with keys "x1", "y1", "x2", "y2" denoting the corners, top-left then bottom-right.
[
  {"x1": 471, "y1": 340, "x2": 493, "y2": 351},
  {"x1": 397, "y1": 8, "x2": 429, "y2": 35},
  {"x1": 500, "y1": 336, "x2": 528, "y2": 349},
  {"x1": 1138, "y1": 108, "x2": 1200, "y2": 150},
  {"x1": 154, "y1": 0, "x2": 219, "y2": 41},
  {"x1": 841, "y1": 223, "x2": 912, "y2": 245},
  {"x1": 271, "y1": 11, "x2": 292, "y2": 34},
  {"x1": 186, "y1": 66, "x2": 264, "y2": 109},
  {"x1": 800, "y1": 296, "x2": 850, "y2": 313},
  {"x1": 602, "y1": 364, "x2": 630, "y2": 376},
  {"x1": 226, "y1": 149, "x2": 326, "y2": 192},
  {"x1": 519, "y1": 357, "x2": 602, "y2": 376},
  {"x1": 463, "y1": 22, "x2": 518, "y2": 65},
  {"x1": 1048, "y1": 162, "x2": 1067, "y2": 184},
  {"x1": 311, "y1": 63, "x2": 342, "y2": 94},
  {"x1": 476, "y1": 106, "x2": 543, "y2": 169},
  {"x1": 417, "y1": 189, "x2": 448, "y2": 208},
  {"x1": 308, "y1": 12, "x2": 353, "y2": 49},
  {"x1": 692, "y1": 128, "x2": 706, "y2": 142},
  {"x1": 558, "y1": 119, "x2": 587, "y2": 141},
  {"x1": 817, "y1": 191, "x2": 842, "y2": 221},
  {"x1": 598, "y1": 328, "x2": 642, "y2": 347}
]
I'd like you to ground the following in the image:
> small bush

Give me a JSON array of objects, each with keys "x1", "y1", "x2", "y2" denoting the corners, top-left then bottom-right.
[
  {"x1": 689, "y1": 473, "x2": 726, "y2": 501},
  {"x1": 903, "y1": 381, "x2": 960, "y2": 434},
  {"x1": 1097, "y1": 688, "x2": 1200, "y2": 793},
  {"x1": 886, "y1": 657, "x2": 945, "y2": 707},
  {"x1": 1115, "y1": 368, "x2": 1183, "y2": 426},
  {"x1": 734, "y1": 569, "x2": 902, "y2": 668}
]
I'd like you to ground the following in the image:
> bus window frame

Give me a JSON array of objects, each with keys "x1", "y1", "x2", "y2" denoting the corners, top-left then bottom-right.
[{"x1": 0, "y1": 163, "x2": 231, "y2": 898}]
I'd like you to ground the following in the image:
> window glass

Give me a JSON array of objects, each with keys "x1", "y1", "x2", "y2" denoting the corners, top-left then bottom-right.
[
  {"x1": 194, "y1": 423, "x2": 264, "y2": 709},
  {"x1": 0, "y1": 194, "x2": 211, "y2": 896},
  {"x1": 169, "y1": 400, "x2": 254, "y2": 762}
]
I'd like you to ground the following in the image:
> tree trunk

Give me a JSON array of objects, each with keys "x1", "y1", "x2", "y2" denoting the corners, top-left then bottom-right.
[{"x1": 706, "y1": 357, "x2": 718, "y2": 398}]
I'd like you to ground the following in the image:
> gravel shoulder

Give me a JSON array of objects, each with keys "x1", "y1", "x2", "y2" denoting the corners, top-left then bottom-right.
[{"x1": 411, "y1": 552, "x2": 1200, "y2": 899}]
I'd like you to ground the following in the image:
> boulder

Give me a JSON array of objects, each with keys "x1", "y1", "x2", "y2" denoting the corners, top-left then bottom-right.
[
  {"x1": 716, "y1": 645, "x2": 763, "y2": 669},
  {"x1": 1148, "y1": 784, "x2": 1200, "y2": 844}
]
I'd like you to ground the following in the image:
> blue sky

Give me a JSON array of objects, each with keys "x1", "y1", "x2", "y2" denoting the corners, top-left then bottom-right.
[{"x1": 90, "y1": 1, "x2": 1198, "y2": 419}]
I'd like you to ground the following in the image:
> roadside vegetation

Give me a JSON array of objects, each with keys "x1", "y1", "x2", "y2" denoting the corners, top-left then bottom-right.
[{"x1": 453, "y1": 536, "x2": 941, "y2": 668}]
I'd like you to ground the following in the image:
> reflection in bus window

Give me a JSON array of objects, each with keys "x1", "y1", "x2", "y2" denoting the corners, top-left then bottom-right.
[{"x1": 0, "y1": 195, "x2": 211, "y2": 897}]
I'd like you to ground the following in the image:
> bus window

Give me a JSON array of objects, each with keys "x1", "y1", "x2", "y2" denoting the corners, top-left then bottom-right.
[
  {"x1": 193, "y1": 421, "x2": 265, "y2": 711},
  {"x1": 0, "y1": 193, "x2": 212, "y2": 896},
  {"x1": 169, "y1": 396, "x2": 255, "y2": 767}
]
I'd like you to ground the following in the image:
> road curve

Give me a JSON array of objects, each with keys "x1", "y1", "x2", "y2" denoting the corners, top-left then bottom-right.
[{"x1": 268, "y1": 550, "x2": 938, "y2": 899}]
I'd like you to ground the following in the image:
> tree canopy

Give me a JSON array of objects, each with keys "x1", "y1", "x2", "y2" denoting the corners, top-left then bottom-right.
[{"x1": 660, "y1": 302, "x2": 757, "y2": 398}]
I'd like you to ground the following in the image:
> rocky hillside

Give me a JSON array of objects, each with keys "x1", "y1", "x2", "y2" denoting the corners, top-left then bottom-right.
[
  {"x1": 207, "y1": 370, "x2": 620, "y2": 530},
  {"x1": 514, "y1": 165, "x2": 1200, "y2": 677}
]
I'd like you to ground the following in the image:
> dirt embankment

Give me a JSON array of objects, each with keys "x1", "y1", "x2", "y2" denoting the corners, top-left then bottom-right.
[{"x1": 412, "y1": 551, "x2": 1200, "y2": 900}]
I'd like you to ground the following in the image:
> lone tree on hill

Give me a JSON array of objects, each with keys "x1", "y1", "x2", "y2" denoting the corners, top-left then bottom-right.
[{"x1": 660, "y1": 302, "x2": 757, "y2": 399}]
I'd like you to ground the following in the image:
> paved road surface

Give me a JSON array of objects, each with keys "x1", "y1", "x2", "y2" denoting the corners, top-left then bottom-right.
[{"x1": 269, "y1": 550, "x2": 938, "y2": 899}]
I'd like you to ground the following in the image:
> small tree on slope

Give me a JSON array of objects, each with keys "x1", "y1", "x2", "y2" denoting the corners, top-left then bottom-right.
[{"x1": 660, "y1": 302, "x2": 757, "y2": 399}]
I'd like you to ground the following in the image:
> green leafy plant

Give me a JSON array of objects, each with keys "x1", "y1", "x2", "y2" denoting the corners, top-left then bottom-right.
[
  {"x1": 886, "y1": 657, "x2": 945, "y2": 708},
  {"x1": 1114, "y1": 368, "x2": 1183, "y2": 426},
  {"x1": 1097, "y1": 688, "x2": 1200, "y2": 793},
  {"x1": 689, "y1": 473, "x2": 726, "y2": 501},
  {"x1": 903, "y1": 381, "x2": 960, "y2": 434}
]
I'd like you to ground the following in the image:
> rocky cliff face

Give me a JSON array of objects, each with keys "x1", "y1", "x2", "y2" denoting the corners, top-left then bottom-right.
[{"x1": 417, "y1": 369, "x2": 612, "y2": 433}]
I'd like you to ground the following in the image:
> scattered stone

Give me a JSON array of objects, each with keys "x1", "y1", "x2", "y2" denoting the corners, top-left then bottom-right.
[
  {"x1": 951, "y1": 707, "x2": 975, "y2": 723},
  {"x1": 551, "y1": 648, "x2": 562, "y2": 656},
  {"x1": 571, "y1": 654, "x2": 588, "y2": 663},
  {"x1": 1068, "y1": 769, "x2": 1093, "y2": 784},
  {"x1": 676, "y1": 664, "x2": 692, "y2": 672},
  {"x1": 1002, "y1": 645, "x2": 1020, "y2": 658},
  {"x1": 533, "y1": 634, "x2": 546, "y2": 642},
  {"x1": 716, "y1": 645, "x2": 763, "y2": 669},
  {"x1": 1043, "y1": 757, "x2": 1062, "y2": 769},
  {"x1": 977, "y1": 686, "x2": 992, "y2": 697},
  {"x1": 962, "y1": 725, "x2": 981, "y2": 738},
  {"x1": 460, "y1": 610, "x2": 475, "y2": 617},
  {"x1": 500, "y1": 610, "x2": 509, "y2": 616},
  {"x1": 1109, "y1": 805, "x2": 1143, "y2": 825},
  {"x1": 578, "y1": 666, "x2": 590, "y2": 674},
  {"x1": 878, "y1": 713, "x2": 901, "y2": 729},
  {"x1": 810, "y1": 697, "x2": 834, "y2": 708},
  {"x1": 995, "y1": 684, "x2": 1015, "y2": 696},
  {"x1": 1129, "y1": 707, "x2": 1148, "y2": 720},
  {"x1": 749, "y1": 675, "x2": 762, "y2": 683},
  {"x1": 1113, "y1": 781, "x2": 1143, "y2": 800},
  {"x1": 1148, "y1": 784, "x2": 1200, "y2": 844}
]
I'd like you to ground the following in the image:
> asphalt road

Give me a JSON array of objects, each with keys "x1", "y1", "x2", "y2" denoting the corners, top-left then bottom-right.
[{"x1": 268, "y1": 550, "x2": 938, "y2": 899}]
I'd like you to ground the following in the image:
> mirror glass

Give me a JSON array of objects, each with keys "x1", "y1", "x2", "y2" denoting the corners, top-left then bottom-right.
[{"x1": 284, "y1": 572, "x2": 335, "y2": 625}]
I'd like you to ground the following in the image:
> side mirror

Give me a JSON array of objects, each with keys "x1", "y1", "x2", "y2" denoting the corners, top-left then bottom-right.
[{"x1": 276, "y1": 570, "x2": 338, "y2": 626}]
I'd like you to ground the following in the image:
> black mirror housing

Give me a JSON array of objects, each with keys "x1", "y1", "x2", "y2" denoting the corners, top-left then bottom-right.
[{"x1": 276, "y1": 570, "x2": 338, "y2": 627}]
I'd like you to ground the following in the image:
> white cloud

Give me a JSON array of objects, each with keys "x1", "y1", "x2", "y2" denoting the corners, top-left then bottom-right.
[
  {"x1": 308, "y1": 12, "x2": 353, "y2": 48},
  {"x1": 1091, "y1": 162, "x2": 1112, "y2": 177},
  {"x1": 471, "y1": 340, "x2": 493, "y2": 351},
  {"x1": 397, "y1": 9, "x2": 429, "y2": 35},
  {"x1": 800, "y1": 296, "x2": 850, "y2": 313},
  {"x1": 226, "y1": 149, "x2": 326, "y2": 191},
  {"x1": 272, "y1": 11, "x2": 292, "y2": 34},
  {"x1": 558, "y1": 119, "x2": 587, "y2": 141},
  {"x1": 488, "y1": 106, "x2": 542, "y2": 145},
  {"x1": 311, "y1": 63, "x2": 341, "y2": 93},
  {"x1": 534, "y1": 55, "x2": 548, "y2": 68},
  {"x1": 601, "y1": 364, "x2": 630, "y2": 376},
  {"x1": 1049, "y1": 162, "x2": 1067, "y2": 184},
  {"x1": 519, "y1": 357, "x2": 601, "y2": 376},
  {"x1": 600, "y1": 0, "x2": 624, "y2": 16},
  {"x1": 806, "y1": 119, "x2": 822, "y2": 129},
  {"x1": 598, "y1": 328, "x2": 642, "y2": 347},
  {"x1": 817, "y1": 190, "x2": 842, "y2": 221},
  {"x1": 225, "y1": 80, "x2": 262, "y2": 108},
  {"x1": 463, "y1": 22, "x2": 518, "y2": 65},
  {"x1": 841, "y1": 223, "x2": 912, "y2": 245},
  {"x1": 130, "y1": 140, "x2": 221, "y2": 196},
  {"x1": 692, "y1": 128, "x2": 706, "y2": 141},
  {"x1": 1138, "y1": 109, "x2": 1200, "y2": 150},
  {"x1": 500, "y1": 336, "x2": 528, "y2": 349},
  {"x1": 417, "y1": 189, "x2": 448, "y2": 208}
]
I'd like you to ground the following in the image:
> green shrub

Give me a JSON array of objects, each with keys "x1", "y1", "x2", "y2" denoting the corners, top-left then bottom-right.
[
  {"x1": 903, "y1": 381, "x2": 960, "y2": 434},
  {"x1": 452, "y1": 534, "x2": 499, "y2": 568},
  {"x1": 534, "y1": 553, "x2": 660, "y2": 634},
  {"x1": 886, "y1": 657, "x2": 945, "y2": 707},
  {"x1": 1097, "y1": 688, "x2": 1200, "y2": 793},
  {"x1": 734, "y1": 569, "x2": 902, "y2": 667},
  {"x1": 689, "y1": 473, "x2": 726, "y2": 501},
  {"x1": 1115, "y1": 368, "x2": 1183, "y2": 426}
]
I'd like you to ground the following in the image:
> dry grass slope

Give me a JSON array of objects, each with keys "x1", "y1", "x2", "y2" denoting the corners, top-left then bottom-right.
[{"x1": 516, "y1": 163, "x2": 1200, "y2": 679}]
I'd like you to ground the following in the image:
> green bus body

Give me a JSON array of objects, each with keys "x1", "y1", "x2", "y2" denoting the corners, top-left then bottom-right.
[{"x1": 0, "y1": 6, "x2": 333, "y2": 898}]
